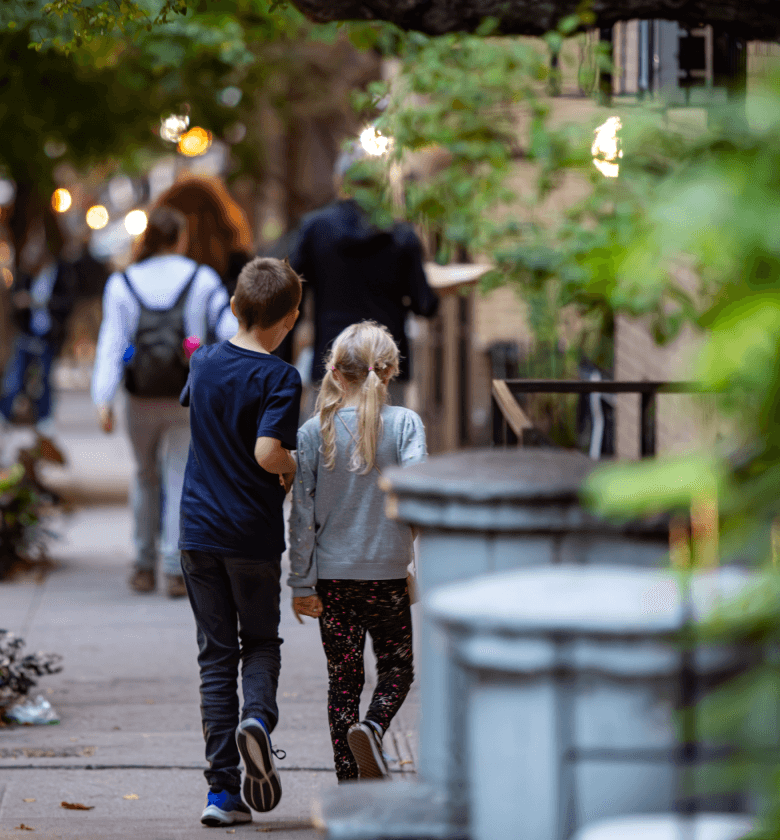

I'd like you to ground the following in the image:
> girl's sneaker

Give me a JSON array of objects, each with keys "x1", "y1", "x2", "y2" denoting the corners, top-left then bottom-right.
[
  {"x1": 236, "y1": 718, "x2": 284, "y2": 812},
  {"x1": 347, "y1": 721, "x2": 390, "y2": 779},
  {"x1": 200, "y1": 789, "x2": 252, "y2": 827}
]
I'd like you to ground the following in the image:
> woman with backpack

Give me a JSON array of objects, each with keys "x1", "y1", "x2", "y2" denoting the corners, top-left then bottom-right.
[{"x1": 91, "y1": 206, "x2": 237, "y2": 597}]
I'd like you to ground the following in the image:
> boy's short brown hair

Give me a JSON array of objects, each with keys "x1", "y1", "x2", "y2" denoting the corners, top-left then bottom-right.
[{"x1": 233, "y1": 257, "x2": 302, "y2": 330}]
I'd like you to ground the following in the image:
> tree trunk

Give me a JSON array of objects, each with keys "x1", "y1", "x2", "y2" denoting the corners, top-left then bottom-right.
[{"x1": 288, "y1": 0, "x2": 780, "y2": 40}]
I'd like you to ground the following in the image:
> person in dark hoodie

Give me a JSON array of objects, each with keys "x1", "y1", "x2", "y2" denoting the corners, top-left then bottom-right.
[{"x1": 288, "y1": 149, "x2": 439, "y2": 408}]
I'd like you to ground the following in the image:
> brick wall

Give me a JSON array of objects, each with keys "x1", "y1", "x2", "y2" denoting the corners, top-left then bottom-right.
[{"x1": 614, "y1": 314, "x2": 706, "y2": 460}]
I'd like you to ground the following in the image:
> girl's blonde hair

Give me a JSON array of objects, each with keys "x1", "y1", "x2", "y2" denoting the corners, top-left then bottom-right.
[{"x1": 315, "y1": 321, "x2": 400, "y2": 474}]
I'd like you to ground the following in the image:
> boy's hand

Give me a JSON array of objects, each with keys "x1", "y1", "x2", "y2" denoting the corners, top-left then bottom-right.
[
  {"x1": 292, "y1": 595, "x2": 323, "y2": 623},
  {"x1": 279, "y1": 467, "x2": 296, "y2": 494}
]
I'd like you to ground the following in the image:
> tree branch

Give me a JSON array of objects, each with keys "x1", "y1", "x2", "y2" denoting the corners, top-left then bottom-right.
[{"x1": 288, "y1": 0, "x2": 780, "y2": 40}]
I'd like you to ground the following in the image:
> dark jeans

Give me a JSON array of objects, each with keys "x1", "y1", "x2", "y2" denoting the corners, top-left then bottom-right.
[
  {"x1": 181, "y1": 549, "x2": 283, "y2": 793},
  {"x1": 0, "y1": 334, "x2": 55, "y2": 424}
]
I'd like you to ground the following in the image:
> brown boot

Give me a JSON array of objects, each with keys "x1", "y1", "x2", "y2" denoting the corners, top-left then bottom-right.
[
  {"x1": 165, "y1": 574, "x2": 187, "y2": 599},
  {"x1": 129, "y1": 568, "x2": 156, "y2": 593}
]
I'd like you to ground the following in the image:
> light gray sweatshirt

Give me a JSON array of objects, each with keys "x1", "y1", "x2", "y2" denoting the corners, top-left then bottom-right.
[{"x1": 287, "y1": 405, "x2": 427, "y2": 597}]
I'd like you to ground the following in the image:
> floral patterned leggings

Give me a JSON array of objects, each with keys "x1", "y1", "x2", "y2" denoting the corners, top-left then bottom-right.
[{"x1": 316, "y1": 578, "x2": 414, "y2": 780}]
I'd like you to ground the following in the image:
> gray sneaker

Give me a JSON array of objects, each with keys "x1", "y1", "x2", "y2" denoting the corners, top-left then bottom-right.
[
  {"x1": 347, "y1": 722, "x2": 390, "y2": 779},
  {"x1": 236, "y1": 718, "x2": 283, "y2": 812}
]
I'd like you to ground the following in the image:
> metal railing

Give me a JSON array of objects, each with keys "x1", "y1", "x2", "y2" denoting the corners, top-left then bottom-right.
[{"x1": 492, "y1": 379, "x2": 700, "y2": 457}]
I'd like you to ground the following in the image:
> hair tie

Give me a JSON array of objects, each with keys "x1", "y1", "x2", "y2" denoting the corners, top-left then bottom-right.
[
  {"x1": 330, "y1": 365, "x2": 337, "y2": 371},
  {"x1": 368, "y1": 366, "x2": 373, "y2": 371}
]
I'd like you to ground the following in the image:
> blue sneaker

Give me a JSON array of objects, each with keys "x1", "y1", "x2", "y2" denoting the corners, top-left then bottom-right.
[
  {"x1": 200, "y1": 789, "x2": 252, "y2": 827},
  {"x1": 236, "y1": 718, "x2": 284, "y2": 812}
]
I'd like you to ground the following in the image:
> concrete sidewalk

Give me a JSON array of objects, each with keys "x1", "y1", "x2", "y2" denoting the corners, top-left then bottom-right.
[{"x1": 0, "y1": 388, "x2": 419, "y2": 839}]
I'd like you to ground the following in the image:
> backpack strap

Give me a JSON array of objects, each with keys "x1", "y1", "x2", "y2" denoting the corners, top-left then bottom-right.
[
  {"x1": 206, "y1": 284, "x2": 230, "y2": 325},
  {"x1": 121, "y1": 271, "x2": 142, "y2": 304},
  {"x1": 172, "y1": 264, "x2": 201, "y2": 310},
  {"x1": 121, "y1": 264, "x2": 201, "y2": 312}
]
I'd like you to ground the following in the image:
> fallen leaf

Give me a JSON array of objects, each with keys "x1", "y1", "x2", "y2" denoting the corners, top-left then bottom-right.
[
  {"x1": 226, "y1": 832, "x2": 235, "y2": 835},
  {"x1": 112, "y1": 726, "x2": 121, "y2": 731},
  {"x1": 61, "y1": 801, "x2": 94, "y2": 810},
  {"x1": 22, "y1": 799, "x2": 35, "y2": 803},
  {"x1": 122, "y1": 794, "x2": 139, "y2": 800},
  {"x1": 15, "y1": 825, "x2": 34, "y2": 831},
  {"x1": 145, "y1": 699, "x2": 155, "y2": 704}
]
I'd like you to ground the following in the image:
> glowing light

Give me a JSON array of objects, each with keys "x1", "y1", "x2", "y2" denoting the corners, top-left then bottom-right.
[
  {"x1": 125, "y1": 209, "x2": 148, "y2": 236},
  {"x1": 51, "y1": 188, "x2": 72, "y2": 213},
  {"x1": 86, "y1": 205, "x2": 109, "y2": 230},
  {"x1": 0, "y1": 241, "x2": 11, "y2": 263},
  {"x1": 0, "y1": 179, "x2": 15, "y2": 206},
  {"x1": 160, "y1": 113, "x2": 190, "y2": 143},
  {"x1": 44, "y1": 140, "x2": 66, "y2": 159},
  {"x1": 2, "y1": 267, "x2": 13, "y2": 289},
  {"x1": 592, "y1": 116, "x2": 623, "y2": 178},
  {"x1": 218, "y1": 86, "x2": 242, "y2": 107},
  {"x1": 359, "y1": 125, "x2": 392, "y2": 157},
  {"x1": 177, "y1": 127, "x2": 212, "y2": 157}
]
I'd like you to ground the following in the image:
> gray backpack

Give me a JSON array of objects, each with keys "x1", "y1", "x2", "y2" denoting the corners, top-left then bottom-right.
[{"x1": 122, "y1": 265, "x2": 200, "y2": 398}]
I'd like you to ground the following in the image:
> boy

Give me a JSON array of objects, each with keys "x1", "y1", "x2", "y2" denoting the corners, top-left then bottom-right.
[{"x1": 178, "y1": 257, "x2": 302, "y2": 827}]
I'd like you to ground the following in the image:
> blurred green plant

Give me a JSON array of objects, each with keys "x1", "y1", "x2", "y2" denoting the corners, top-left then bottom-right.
[
  {"x1": 0, "y1": 462, "x2": 47, "y2": 580},
  {"x1": 344, "y1": 19, "x2": 780, "y2": 831}
]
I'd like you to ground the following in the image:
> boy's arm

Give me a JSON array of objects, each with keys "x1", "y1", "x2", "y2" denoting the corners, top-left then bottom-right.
[
  {"x1": 287, "y1": 429, "x2": 318, "y2": 599},
  {"x1": 255, "y1": 366, "x2": 302, "y2": 484},
  {"x1": 255, "y1": 436, "x2": 296, "y2": 477}
]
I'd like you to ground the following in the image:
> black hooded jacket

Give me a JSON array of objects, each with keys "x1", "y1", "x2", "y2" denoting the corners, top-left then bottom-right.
[{"x1": 289, "y1": 199, "x2": 439, "y2": 381}]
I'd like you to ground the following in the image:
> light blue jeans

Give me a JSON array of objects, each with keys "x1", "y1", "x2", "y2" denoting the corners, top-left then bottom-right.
[{"x1": 125, "y1": 394, "x2": 190, "y2": 577}]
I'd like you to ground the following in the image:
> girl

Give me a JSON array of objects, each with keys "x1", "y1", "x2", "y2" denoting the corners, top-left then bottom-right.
[
  {"x1": 91, "y1": 206, "x2": 236, "y2": 597},
  {"x1": 288, "y1": 321, "x2": 426, "y2": 781}
]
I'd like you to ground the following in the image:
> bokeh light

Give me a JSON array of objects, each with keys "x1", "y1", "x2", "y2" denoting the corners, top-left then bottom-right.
[
  {"x1": 86, "y1": 205, "x2": 109, "y2": 230},
  {"x1": 178, "y1": 127, "x2": 213, "y2": 157},
  {"x1": 160, "y1": 114, "x2": 190, "y2": 143},
  {"x1": 0, "y1": 179, "x2": 15, "y2": 206},
  {"x1": 2, "y1": 267, "x2": 13, "y2": 289},
  {"x1": 125, "y1": 209, "x2": 148, "y2": 236},
  {"x1": 219, "y1": 87, "x2": 242, "y2": 107},
  {"x1": 51, "y1": 188, "x2": 72, "y2": 213},
  {"x1": 359, "y1": 125, "x2": 392, "y2": 157},
  {"x1": 592, "y1": 116, "x2": 623, "y2": 178},
  {"x1": 0, "y1": 241, "x2": 11, "y2": 263},
  {"x1": 161, "y1": 114, "x2": 190, "y2": 143},
  {"x1": 44, "y1": 140, "x2": 67, "y2": 159}
]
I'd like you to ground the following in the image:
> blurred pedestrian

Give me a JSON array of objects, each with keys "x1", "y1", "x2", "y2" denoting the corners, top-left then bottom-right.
[
  {"x1": 178, "y1": 257, "x2": 302, "y2": 826},
  {"x1": 154, "y1": 174, "x2": 253, "y2": 341},
  {"x1": 91, "y1": 206, "x2": 236, "y2": 598},
  {"x1": 289, "y1": 150, "x2": 439, "y2": 409},
  {"x1": 289, "y1": 320, "x2": 426, "y2": 781},
  {"x1": 0, "y1": 204, "x2": 76, "y2": 457}
]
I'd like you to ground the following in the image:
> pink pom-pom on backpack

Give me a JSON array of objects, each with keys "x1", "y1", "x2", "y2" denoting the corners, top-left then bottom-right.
[{"x1": 183, "y1": 335, "x2": 201, "y2": 359}]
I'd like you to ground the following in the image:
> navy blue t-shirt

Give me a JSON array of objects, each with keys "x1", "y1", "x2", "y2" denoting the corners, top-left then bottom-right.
[{"x1": 178, "y1": 341, "x2": 301, "y2": 557}]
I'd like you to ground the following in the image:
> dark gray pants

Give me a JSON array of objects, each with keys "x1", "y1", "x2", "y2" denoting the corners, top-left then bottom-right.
[{"x1": 181, "y1": 549, "x2": 283, "y2": 793}]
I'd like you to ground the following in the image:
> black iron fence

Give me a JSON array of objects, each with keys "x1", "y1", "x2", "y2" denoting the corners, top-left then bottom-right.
[{"x1": 492, "y1": 379, "x2": 700, "y2": 457}]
